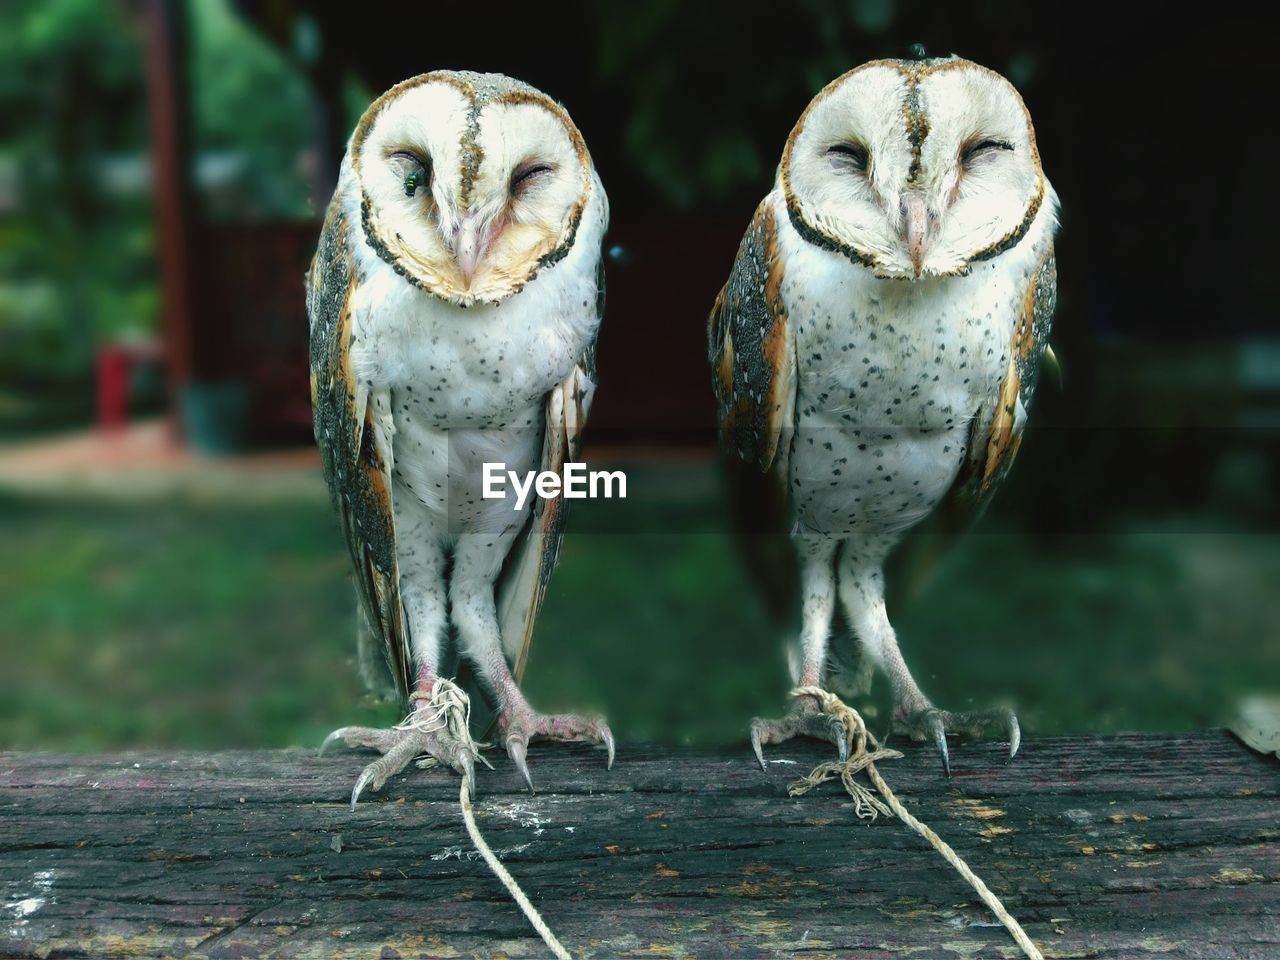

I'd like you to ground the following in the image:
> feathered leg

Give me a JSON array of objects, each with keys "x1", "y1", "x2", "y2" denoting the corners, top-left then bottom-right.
[
  {"x1": 838, "y1": 536, "x2": 1019, "y2": 776},
  {"x1": 324, "y1": 519, "x2": 480, "y2": 805},
  {"x1": 750, "y1": 535, "x2": 849, "y2": 768},
  {"x1": 452, "y1": 534, "x2": 613, "y2": 793}
]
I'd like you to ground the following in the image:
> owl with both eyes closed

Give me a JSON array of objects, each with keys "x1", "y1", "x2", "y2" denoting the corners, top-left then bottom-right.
[
  {"x1": 308, "y1": 71, "x2": 612, "y2": 803},
  {"x1": 709, "y1": 57, "x2": 1059, "y2": 774}
]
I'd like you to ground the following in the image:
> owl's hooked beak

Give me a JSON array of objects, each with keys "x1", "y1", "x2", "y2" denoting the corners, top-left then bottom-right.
[
  {"x1": 448, "y1": 214, "x2": 489, "y2": 286},
  {"x1": 899, "y1": 193, "x2": 936, "y2": 278}
]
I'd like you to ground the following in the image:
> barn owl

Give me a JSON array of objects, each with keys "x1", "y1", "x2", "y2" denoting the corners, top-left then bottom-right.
[
  {"x1": 307, "y1": 71, "x2": 612, "y2": 802},
  {"x1": 709, "y1": 57, "x2": 1058, "y2": 774}
]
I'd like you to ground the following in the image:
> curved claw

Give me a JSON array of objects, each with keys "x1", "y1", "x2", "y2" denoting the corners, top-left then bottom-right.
[
  {"x1": 600, "y1": 724, "x2": 616, "y2": 770},
  {"x1": 1007, "y1": 713, "x2": 1021, "y2": 760},
  {"x1": 461, "y1": 750, "x2": 477, "y2": 800},
  {"x1": 508, "y1": 738, "x2": 534, "y2": 794},
  {"x1": 829, "y1": 717, "x2": 849, "y2": 765},
  {"x1": 749, "y1": 721, "x2": 766, "y2": 771},
  {"x1": 350, "y1": 763, "x2": 376, "y2": 810},
  {"x1": 924, "y1": 712, "x2": 951, "y2": 778},
  {"x1": 320, "y1": 728, "x2": 346, "y2": 757}
]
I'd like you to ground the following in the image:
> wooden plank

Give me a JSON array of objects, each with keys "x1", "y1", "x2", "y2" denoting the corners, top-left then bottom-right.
[{"x1": 1, "y1": 733, "x2": 1276, "y2": 958}]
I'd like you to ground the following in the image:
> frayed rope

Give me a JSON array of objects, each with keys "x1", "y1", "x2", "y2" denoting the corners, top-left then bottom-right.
[
  {"x1": 787, "y1": 686, "x2": 1044, "y2": 960},
  {"x1": 403, "y1": 679, "x2": 493, "y2": 773}
]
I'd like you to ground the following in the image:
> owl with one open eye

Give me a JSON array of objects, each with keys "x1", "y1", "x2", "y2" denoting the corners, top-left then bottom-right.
[
  {"x1": 709, "y1": 57, "x2": 1059, "y2": 774},
  {"x1": 308, "y1": 71, "x2": 612, "y2": 802}
]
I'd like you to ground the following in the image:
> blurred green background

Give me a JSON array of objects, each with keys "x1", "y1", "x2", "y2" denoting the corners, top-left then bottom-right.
[
  {"x1": 4, "y1": 483, "x2": 1278, "y2": 751},
  {"x1": 0, "y1": 0, "x2": 1277, "y2": 754}
]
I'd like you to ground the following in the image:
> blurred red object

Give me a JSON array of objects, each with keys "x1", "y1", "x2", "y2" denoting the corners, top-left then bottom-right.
[{"x1": 96, "y1": 340, "x2": 164, "y2": 433}]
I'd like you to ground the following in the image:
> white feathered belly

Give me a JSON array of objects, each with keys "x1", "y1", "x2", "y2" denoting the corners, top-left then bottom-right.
[
  {"x1": 784, "y1": 257, "x2": 1022, "y2": 539},
  {"x1": 391, "y1": 413, "x2": 543, "y2": 539},
  {"x1": 349, "y1": 268, "x2": 595, "y2": 542}
]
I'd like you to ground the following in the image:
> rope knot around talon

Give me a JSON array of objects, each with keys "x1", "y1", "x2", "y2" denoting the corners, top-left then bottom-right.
[
  {"x1": 400, "y1": 678, "x2": 489, "y2": 770},
  {"x1": 786, "y1": 685, "x2": 903, "y2": 820},
  {"x1": 781, "y1": 685, "x2": 1044, "y2": 960}
]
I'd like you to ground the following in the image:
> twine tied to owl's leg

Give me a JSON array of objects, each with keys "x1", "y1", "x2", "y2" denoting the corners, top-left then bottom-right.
[
  {"x1": 399, "y1": 679, "x2": 571, "y2": 959},
  {"x1": 786, "y1": 686, "x2": 1044, "y2": 960},
  {"x1": 403, "y1": 677, "x2": 491, "y2": 772}
]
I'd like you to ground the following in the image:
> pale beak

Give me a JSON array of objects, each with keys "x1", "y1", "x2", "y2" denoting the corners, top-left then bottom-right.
[
  {"x1": 900, "y1": 192, "x2": 934, "y2": 278},
  {"x1": 450, "y1": 215, "x2": 485, "y2": 285}
]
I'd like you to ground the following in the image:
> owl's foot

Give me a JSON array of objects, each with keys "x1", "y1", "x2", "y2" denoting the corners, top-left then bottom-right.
[
  {"x1": 750, "y1": 690, "x2": 850, "y2": 770},
  {"x1": 498, "y1": 707, "x2": 615, "y2": 793},
  {"x1": 321, "y1": 679, "x2": 484, "y2": 808},
  {"x1": 895, "y1": 703, "x2": 1020, "y2": 778}
]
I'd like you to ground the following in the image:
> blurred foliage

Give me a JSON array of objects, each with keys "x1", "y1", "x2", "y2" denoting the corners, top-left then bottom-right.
[
  {"x1": 0, "y1": 0, "x2": 313, "y2": 432},
  {"x1": 0, "y1": 0, "x2": 154, "y2": 398},
  {"x1": 587, "y1": 0, "x2": 1046, "y2": 211},
  {"x1": 189, "y1": 0, "x2": 313, "y2": 220},
  {"x1": 593, "y1": 1, "x2": 847, "y2": 210}
]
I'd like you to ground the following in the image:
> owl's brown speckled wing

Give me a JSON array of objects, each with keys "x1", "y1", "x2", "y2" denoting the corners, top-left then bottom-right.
[
  {"x1": 708, "y1": 200, "x2": 797, "y2": 479},
  {"x1": 307, "y1": 203, "x2": 413, "y2": 700},
  {"x1": 943, "y1": 248, "x2": 1057, "y2": 520},
  {"x1": 708, "y1": 200, "x2": 800, "y2": 619}
]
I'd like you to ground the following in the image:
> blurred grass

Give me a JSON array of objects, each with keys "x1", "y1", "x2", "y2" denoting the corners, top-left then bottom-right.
[{"x1": 0, "y1": 474, "x2": 1277, "y2": 752}]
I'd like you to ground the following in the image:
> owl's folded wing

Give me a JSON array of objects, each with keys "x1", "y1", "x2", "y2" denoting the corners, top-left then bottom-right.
[
  {"x1": 708, "y1": 198, "x2": 797, "y2": 479},
  {"x1": 944, "y1": 247, "x2": 1057, "y2": 520},
  {"x1": 708, "y1": 199, "x2": 801, "y2": 618},
  {"x1": 307, "y1": 204, "x2": 413, "y2": 700}
]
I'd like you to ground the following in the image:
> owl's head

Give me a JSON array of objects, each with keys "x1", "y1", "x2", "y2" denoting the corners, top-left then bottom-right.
[
  {"x1": 351, "y1": 71, "x2": 593, "y2": 306},
  {"x1": 781, "y1": 57, "x2": 1048, "y2": 279}
]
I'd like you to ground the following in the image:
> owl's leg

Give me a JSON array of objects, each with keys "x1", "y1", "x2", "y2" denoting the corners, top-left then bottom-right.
[
  {"x1": 323, "y1": 529, "x2": 480, "y2": 805},
  {"x1": 451, "y1": 534, "x2": 613, "y2": 794},
  {"x1": 750, "y1": 535, "x2": 849, "y2": 769},
  {"x1": 837, "y1": 538, "x2": 1019, "y2": 777}
]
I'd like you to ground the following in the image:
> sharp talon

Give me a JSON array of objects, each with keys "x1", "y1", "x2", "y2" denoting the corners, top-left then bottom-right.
[
  {"x1": 462, "y1": 751, "x2": 477, "y2": 800},
  {"x1": 509, "y1": 738, "x2": 534, "y2": 794},
  {"x1": 350, "y1": 765, "x2": 375, "y2": 810},
  {"x1": 925, "y1": 713, "x2": 950, "y2": 778},
  {"x1": 601, "y1": 726, "x2": 616, "y2": 770},
  {"x1": 320, "y1": 728, "x2": 345, "y2": 756},
  {"x1": 829, "y1": 717, "x2": 849, "y2": 764},
  {"x1": 750, "y1": 722, "x2": 766, "y2": 771},
  {"x1": 900, "y1": 703, "x2": 1018, "y2": 773}
]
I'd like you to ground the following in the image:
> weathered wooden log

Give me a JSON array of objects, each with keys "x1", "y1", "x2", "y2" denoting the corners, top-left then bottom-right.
[{"x1": 1, "y1": 732, "x2": 1276, "y2": 958}]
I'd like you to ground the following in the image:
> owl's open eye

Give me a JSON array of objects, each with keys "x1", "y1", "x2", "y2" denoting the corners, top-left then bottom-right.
[
  {"x1": 827, "y1": 142, "x2": 869, "y2": 173},
  {"x1": 510, "y1": 161, "x2": 554, "y2": 195},
  {"x1": 388, "y1": 150, "x2": 430, "y2": 198},
  {"x1": 960, "y1": 138, "x2": 1013, "y2": 168}
]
